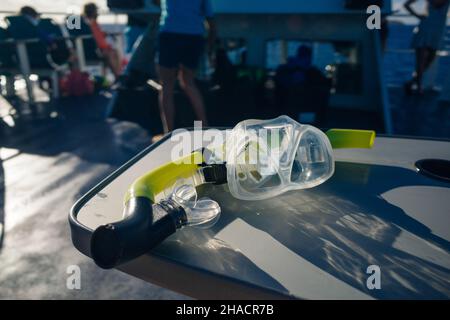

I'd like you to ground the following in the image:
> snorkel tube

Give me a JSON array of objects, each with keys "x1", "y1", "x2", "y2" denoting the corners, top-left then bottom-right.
[
  {"x1": 90, "y1": 152, "x2": 226, "y2": 269},
  {"x1": 91, "y1": 116, "x2": 376, "y2": 269}
]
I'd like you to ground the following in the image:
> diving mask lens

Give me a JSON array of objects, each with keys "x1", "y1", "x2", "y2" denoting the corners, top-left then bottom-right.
[
  {"x1": 226, "y1": 115, "x2": 334, "y2": 200},
  {"x1": 232, "y1": 136, "x2": 281, "y2": 196},
  {"x1": 290, "y1": 127, "x2": 334, "y2": 185}
]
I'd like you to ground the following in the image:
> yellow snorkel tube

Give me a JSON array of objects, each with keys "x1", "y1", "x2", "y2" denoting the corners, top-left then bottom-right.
[
  {"x1": 91, "y1": 117, "x2": 375, "y2": 269},
  {"x1": 90, "y1": 151, "x2": 227, "y2": 269}
]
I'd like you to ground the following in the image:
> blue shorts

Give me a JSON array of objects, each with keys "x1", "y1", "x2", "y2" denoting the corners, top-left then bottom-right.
[{"x1": 157, "y1": 32, "x2": 205, "y2": 69}]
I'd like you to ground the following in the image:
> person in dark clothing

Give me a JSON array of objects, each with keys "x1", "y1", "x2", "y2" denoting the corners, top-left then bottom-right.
[
  {"x1": 153, "y1": 0, "x2": 217, "y2": 132},
  {"x1": 19, "y1": 6, "x2": 40, "y2": 26},
  {"x1": 212, "y1": 47, "x2": 237, "y2": 90},
  {"x1": 275, "y1": 45, "x2": 314, "y2": 88},
  {"x1": 274, "y1": 45, "x2": 330, "y2": 123},
  {"x1": 404, "y1": 0, "x2": 450, "y2": 94},
  {"x1": 19, "y1": 6, "x2": 72, "y2": 65}
]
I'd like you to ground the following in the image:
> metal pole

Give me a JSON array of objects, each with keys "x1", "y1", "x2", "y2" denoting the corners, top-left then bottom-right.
[
  {"x1": 439, "y1": 71, "x2": 450, "y2": 102},
  {"x1": 16, "y1": 42, "x2": 35, "y2": 105},
  {"x1": 75, "y1": 37, "x2": 87, "y2": 71},
  {"x1": 373, "y1": 31, "x2": 393, "y2": 134},
  {"x1": 51, "y1": 71, "x2": 60, "y2": 100}
]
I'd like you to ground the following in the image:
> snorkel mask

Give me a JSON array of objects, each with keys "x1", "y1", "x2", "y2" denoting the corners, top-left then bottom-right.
[
  {"x1": 225, "y1": 115, "x2": 334, "y2": 200},
  {"x1": 90, "y1": 116, "x2": 375, "y2": 269}
]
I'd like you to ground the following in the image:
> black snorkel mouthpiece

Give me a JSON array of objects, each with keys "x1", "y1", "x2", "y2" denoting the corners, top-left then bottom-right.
[{"x1": 90, "y1": 197, "x2": 187, "y2": 269}]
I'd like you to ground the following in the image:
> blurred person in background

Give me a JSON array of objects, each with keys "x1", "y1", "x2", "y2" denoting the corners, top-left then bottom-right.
[
  {"x1": 275, "y1": 46, "x2": 315, "y2": 89},
  {"x1": 153, "y1": 0, "x2": 216, "y2": 133},
  {"x1": 404, "y1": 0, "x2": 450, "y2": 95},
  {"x1": 19, "y1": 6, "x2": 74, "y2": 89},
  {"x1": 20, "y1": 6, "x2": 72, "y2": 62},
  {"x1": 19, "y1": 6, "x2": 41, "y2": 26},
  {"x1": 274, "y1": 45, "x2": 329, "y2": 123},
  {"x1": 83, "y1": 2, "x2": 122, "y2": 79}
]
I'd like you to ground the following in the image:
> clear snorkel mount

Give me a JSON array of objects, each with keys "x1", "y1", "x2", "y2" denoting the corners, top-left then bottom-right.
[{"x1": 168, "y1": 184, "x2": 221, "y2": 228}]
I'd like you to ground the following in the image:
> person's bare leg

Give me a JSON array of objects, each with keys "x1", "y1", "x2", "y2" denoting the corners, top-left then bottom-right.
[
  {"x1": 424, "y1": 48, "x2": 437, "y2": 70},
  {"x1": 178, "y1": 65, "x2": 208, "y2": 126},
  {"x1": 158, "y1": 66, "x2": 177, "y2": 133},
  {"x1": 405, "y1": 49, "x2": 421, "y2": 94},
  {"x1": 415, "y1": 47, "x2": 428, "y2": 93},
  {"x1": 104, "y1": 49, "x2": 122, "y2": 79},
  {"x1": 112, "y1": 49, "x2": 122, "y2": 76}
]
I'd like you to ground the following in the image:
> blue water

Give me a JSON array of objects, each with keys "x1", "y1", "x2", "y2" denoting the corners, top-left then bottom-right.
[{"x1": 384, "y1": 23, "x2": 450, "y2": 87}]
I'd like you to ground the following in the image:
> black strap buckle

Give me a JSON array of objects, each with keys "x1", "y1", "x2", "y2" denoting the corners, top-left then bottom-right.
[{"x1": 202, "y1": 164, "x2": 227, "y2": 185}]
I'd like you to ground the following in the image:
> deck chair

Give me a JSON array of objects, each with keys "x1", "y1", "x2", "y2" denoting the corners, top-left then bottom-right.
[
  {"x1": 0, "y1": 28, "x2": 17, "y2": 71},
  {"x1": 5, "y1": 15, "x2": 69, "y2": 101},
  {"x1": 38, "y1": 18, "x2": 72, "y2": 66},
  {"x1": 0, "y1": 27, "x2": 19, "y2": 97},
  {"x1": 65, "y1": 17, "x2": 105, "y2": 72}
]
